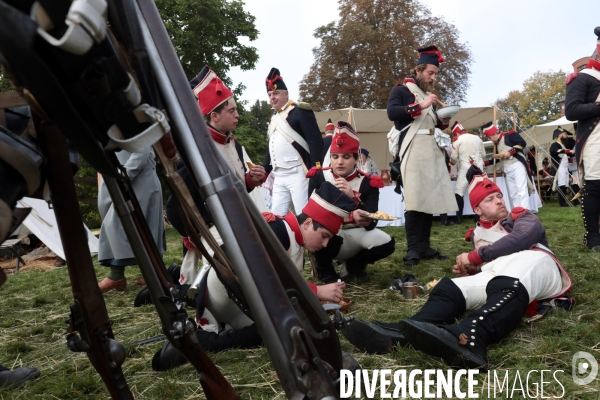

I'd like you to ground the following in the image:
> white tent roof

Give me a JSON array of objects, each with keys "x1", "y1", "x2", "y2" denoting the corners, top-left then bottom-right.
[
  {"x1": 314, "y1": 106, "x2": 495, "y2": 169},
  {"x1": 521, "y1": 116, "x2": 577, "y2": 146},
  {"x1": 15, "y1": 197, "x2": 99, "y2": 260},
  {"x1": 315, "y1": 106, "x2": 495, "y2": 133}
]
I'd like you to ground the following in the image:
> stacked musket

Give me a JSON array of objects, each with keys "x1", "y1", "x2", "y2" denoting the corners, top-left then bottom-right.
[{"x1": 0, "y1": 0, "x2": 354, "y2": 399}]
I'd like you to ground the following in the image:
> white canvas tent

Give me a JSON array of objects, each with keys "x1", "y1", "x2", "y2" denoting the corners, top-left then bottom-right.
[
  {"x1": 521, "y1": 116, "x2": 577, "y2": 146},
  {"x1": 13, "y1": 197, "x2": 99, "y2": 260},
  {"x1": 314, "y1": 106, "x2": 495, "y2": 169}
]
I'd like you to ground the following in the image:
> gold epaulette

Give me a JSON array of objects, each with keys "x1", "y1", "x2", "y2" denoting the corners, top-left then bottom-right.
[{"x1": 296, "y1": 102, "x2": 312, "y2": 111}]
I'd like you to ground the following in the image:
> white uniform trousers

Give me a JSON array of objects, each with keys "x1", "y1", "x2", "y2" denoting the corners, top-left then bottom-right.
[
  {"x1": 582, "y1": 126, "x2": 600, "y2": 180},
  {"x1": 557, "y1": 156, "x2": 570, "y2": 187},
  {"x1": 204, "y1": 268, "x2": 253, "y2": 331},
  {"x1": 271, "y1": 165, "x2": 309, "y2": 215},
  {"x1": 504, "y1": 162, "x2": 530, "y2": 209},
  {"x1": 452, "y1": 250, "x2": 563, "y2": 310},
  {"x1": 335, "y1": 227, "x2": 392, "y2": 261},
  {"x1": 454, "y1": 162, "x2": 472, "y2": 196}
]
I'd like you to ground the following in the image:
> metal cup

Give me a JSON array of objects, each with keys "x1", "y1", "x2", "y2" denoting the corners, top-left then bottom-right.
[{"x1": 401, "y1": 282, "x2": 419, "y2": 299}]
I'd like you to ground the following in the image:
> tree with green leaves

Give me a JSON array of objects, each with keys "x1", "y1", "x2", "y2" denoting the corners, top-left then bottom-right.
[
  {"x1": 299, "y1": 0, "x2": 472, "y2": 111},
  {"x1": 234, "y1": 100, "x2": 271, "y2": 164},
  {"x1": 495, "y1": 70, "x2": 567, "y2": 132},
  {"x1": 156, "y1": 0, "x2": 259, "y2": 93}
]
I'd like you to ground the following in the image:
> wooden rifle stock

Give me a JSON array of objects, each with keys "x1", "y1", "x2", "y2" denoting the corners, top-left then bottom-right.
[{"x1": 36, "y1": 121, "x2": 133, "y2": 400}]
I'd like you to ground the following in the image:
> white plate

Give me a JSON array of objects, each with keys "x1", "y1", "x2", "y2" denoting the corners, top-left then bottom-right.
[{"x1": 436, "y1": 105, "x2": 460, "y2": 119}]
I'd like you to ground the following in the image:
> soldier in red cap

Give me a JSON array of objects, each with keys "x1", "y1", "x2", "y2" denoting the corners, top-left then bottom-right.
[
  {"x1": 450, "y1": 121, "x2": 485, "y2": 223},
  {"x1": 161, "y1": 66, "x2": 266, "y2": 289},
  {"x1": 565, "y1": 26, "x2": 600, "y2": 250},
  {"x1": 306, "y1": 122, "x2": 395, "y2": 283},
  {"x1": 341, "y1": 166, "x2": 571, "y2": 371},
  {"x1": 262, "y1": 68, "x2": 324, "y2": 215},
  {"x1": 387, "y1": 45, "x2": 457, "y2": 266},
  {"x1": 481, "y1": 122, "x2": 534, "y2": 210},
  {"x1": 152, "y1": 182, "x2": 356, "y2": 370}
]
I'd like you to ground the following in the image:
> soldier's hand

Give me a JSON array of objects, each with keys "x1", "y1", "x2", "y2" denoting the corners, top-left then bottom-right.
[
  {"x1": 455, "y1": 252, "x2": 470, "y2": 268},
  {"x1": 420, "y1": 94, "x2": 437, "y2": 109},
  {"x1": 249, "y1": 165, "x2": 266, "y2": 183},
  {"x1": 352, "y1": 210, "x2": 372, "y2": 227},
  {"x1": 316, "y1": 281, "x2": 346, "y2": 303},
  {"x1": 452, "y1": 263, "x2": 469, "y2": 277},
  {"x1": 334, "y1": 178, "x2": 354, "y2": 198}
]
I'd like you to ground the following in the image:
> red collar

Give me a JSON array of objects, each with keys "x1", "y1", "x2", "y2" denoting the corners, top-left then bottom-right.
[
  {"x1": 284, "y1": 212, "x2": 304, "y2": 246},
  {"x1": 207, "y1": 124, "x2": 232, "y2": 145},
  {"x1": 331, "y1": 168, "x2": 360, "y2": 181},
  {"x1": 403, "y1": 77, "x2": 416, "y2": 85},
  {"x1": 586, "y1": 59, "x2": 600, "y2": 70},
  {"x1": 478, "y1": 219, "x2": 498, "y2": 229}
]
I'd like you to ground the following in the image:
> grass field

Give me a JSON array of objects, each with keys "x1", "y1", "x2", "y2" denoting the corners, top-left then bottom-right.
[{"x1": 0, "y1": 201, "x2": 599, "y2": 399}]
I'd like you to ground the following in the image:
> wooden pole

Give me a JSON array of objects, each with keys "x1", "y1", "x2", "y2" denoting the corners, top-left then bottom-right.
[
  {"x1": 493, "y1": 105, "x2": 497, "y2": 183},
  {"x1": 535, "y1": 127, "x2": 543, "y2": 204},
  {"x1": 512, "y1": 112, "x2": 517, "y2": 131}
]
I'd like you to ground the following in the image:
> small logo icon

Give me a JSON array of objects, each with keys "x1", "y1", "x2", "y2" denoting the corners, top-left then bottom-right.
[{"x1": 572, "y1": 351, "x2": 598, "y2": 385}]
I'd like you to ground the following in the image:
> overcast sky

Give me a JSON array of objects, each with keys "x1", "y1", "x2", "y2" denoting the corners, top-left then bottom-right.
[{"x1": 228, "y1": 0, "x2": 599, "y2": 110}]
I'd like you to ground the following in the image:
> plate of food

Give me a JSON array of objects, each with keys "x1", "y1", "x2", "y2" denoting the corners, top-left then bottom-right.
[
  {"x1": 361, "y1": 211, "x2": 399, "y2": 221},
  {"x1": 436, "y1": 105, "x2": 460, "y2": 119}
]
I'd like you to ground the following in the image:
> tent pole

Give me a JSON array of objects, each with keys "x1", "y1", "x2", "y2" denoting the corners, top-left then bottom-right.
[
  {"x1": 493, "y1": 106, "x2": 497, "y2": 183},
  {"x1": 512, "y1": 112, "x2": 517, "y2": 131},
  {"x1": 535, "y1": 127, "x2": 543, "y2": 204}
]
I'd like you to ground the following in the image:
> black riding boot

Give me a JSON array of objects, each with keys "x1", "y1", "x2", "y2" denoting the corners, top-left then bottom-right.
[
  {"x1": 455, "y1": 194, "x2": 464, "y2": 224},
  {"x1": 440, "y1": 214, "x2": 454, "y2": 226},
  {"x1": 152, "y1": 324, "x2": 263, "y2": 371},
  {"x1": 558, "y1": 186, "x2": 569, "y2": 207},
  {"x1": 403, "y1": 211, "x2": 422, "y2": 266},
  {"x1": 419, "y1": 213, "x2": 448, "y2": 260},
  {"x1": 344, "y1": 238, "x2": 395, "y2": 281},
  {"x1": 311, "y1": 235, "x2": 343, "y2": 283},
  {"x1": 399, "y1": 276, "x2": 530, "y2": 371},
  {"x1": 582, "y1": 180, "x2": 600, "y2": 249},
  {"x1": 342, "y1": 278, "x2": 465, "y2": 354}
]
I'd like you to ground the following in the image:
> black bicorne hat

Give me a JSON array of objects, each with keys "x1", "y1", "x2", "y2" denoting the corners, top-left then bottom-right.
[
  {"x1": 265, "y1": 68, "x2": 287, "y2": 92},
  {"x1": 416, "y1": 45, "x2": 444, "y2": 67}
]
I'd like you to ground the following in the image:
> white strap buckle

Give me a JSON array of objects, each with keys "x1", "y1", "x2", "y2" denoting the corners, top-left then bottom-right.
[{"x1": 32, "y1": 0, "x2": 107, "y2": 55}]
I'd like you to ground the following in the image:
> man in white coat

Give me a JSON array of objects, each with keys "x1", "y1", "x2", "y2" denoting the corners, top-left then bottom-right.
[{"x1": 450, "y1": 121, "x2": 485, "y2": 223}]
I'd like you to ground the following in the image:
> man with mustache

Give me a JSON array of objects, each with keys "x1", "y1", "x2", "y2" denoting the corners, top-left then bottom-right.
[
  {"x1": 342, "y1": 166, "x2": 571, "y2": 371},
  {"x1": 565, "y1": 26, "x2": 600, "y2": 250},
  {"x1": 387, "y1": 45, "x2": 458, "y2": 267}
]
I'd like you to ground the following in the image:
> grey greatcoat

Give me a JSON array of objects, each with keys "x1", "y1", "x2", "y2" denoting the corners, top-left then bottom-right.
[{"x1": 98, "y1": 148, "x2": 165, "y2": 266}]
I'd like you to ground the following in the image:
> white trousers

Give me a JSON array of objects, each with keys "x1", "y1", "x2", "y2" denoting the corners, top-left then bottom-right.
[
  {"x1": 335, "y1": 227, "x2": 392, "y2": 261},
  {"x1": 205, "y1": 268, "x2": 253, "y2": 330},
  {"x1": 454, "y1": 162, "x2": 472, "y2": 196},
  {"x1": 557, "y1": 157, "x2": 570, "y2": 187},
  {"x1": 452, "y1": 250, "x2": 563, "y2": 310},
  {"x1": 271, "y1": 165, "x2": 309, "y2": 215},
  {"x1": 504, "y1": 162, "x2": 529, "y2": 209},
  {"x1": 582, "y1": 126, "x2": 600, "y2": 180}
]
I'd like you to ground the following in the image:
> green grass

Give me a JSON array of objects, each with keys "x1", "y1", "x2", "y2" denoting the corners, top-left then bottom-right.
[{"x1": 1, "y1": 201, "x2": 599, "y2": 399}]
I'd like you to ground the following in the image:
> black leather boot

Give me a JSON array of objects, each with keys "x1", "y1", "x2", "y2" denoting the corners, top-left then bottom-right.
[
  {"x1": 399, "y1": 276, "x2": 530, "y2": 371},
  {"x1": 312, "y1": 235, "x2": 343, "y2": 283},
  {"x1": 558, "y1": 186, "x2": 569, "y2": 207},
  {"x1": 582, "y1": 180, "x2": 600, "y2": 249},
  {"x1": 341, "y1": 319, "x2": 408, "y2": 354},
  {"x1": 440, "y1": 214, "x2": 454, "y2": 226},
  {"x1": 455, "y1": 194, "x2": 464, "y2": 224},
  {"x1": 152, "y1": 324, "x2": 263, "y2": 371},
  {"x1": 0, "y1": 365, "x2": 40, "y2": 387},
  {"x1": 419, "y1": 214, "x2": 448, "y2": 260},
  {"x1": 411, "y1": 277, "x2": 466, "y2": 323},
  {"x1": 344, "y1": 238, "x2": 395, "y2": 281},
  {"x1": 403, "y1": 211, "x2": 422, "y2": 266}
]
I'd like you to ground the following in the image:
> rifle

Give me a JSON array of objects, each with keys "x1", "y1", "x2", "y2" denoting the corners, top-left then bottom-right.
[{"x1": 0, "y1": 0, "x2": 356, "y2": 397}]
